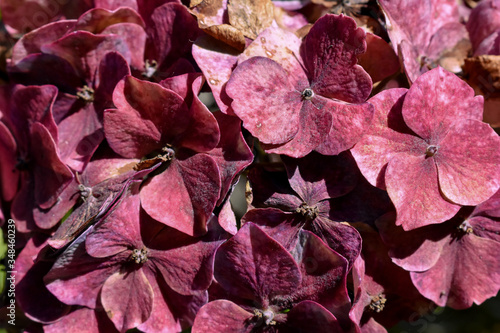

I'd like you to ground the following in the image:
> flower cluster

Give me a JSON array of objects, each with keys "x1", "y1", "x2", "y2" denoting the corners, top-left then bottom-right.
[{"x1": 0, "y1": 0, "x2": 499, "y2": 332}]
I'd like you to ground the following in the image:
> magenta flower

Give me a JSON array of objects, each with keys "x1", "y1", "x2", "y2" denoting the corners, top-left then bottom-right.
[
  {"x1": 0, "y1": 85, "x2": 73, "y2": 231},
  {"x1": 352, "y1": 67, "x2": 500, "y2": 230},
  {"x1": 104, "y1": 74, "x2": 221, "y2": 236},
  {"x1": 192, "y1": 223, "x2": 351, "y2": 332},
  {"x1": 45, "y1": 193, "x2": 224, "y2": 332},
  {"x1": 226, "y1": 14, "x2": 373, "y2": 157},
  {"x1": 376, "y1": 189, "x2": 500, "y2": 309},
  {"x1": 245, "y1": 152, "x2": 362, "y2": 267}
]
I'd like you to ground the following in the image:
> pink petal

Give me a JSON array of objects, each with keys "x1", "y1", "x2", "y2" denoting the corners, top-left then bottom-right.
[
  {"x1": 402, "y1": 67, "x2": 484, "y2": 141},
  {"x1": 350, "y1": 88, "x2": 411, "y2": 189},
  {"x1": 386, "y1": 153, "x2": 460, "y2": 230},
  {"x1": 192, "y1": 36, "x2": 239, "y2": 114},
  {"x1": 140, "y1": 155, "x2": 220, "y2": 237},
  {"x1": 301, "y1": 14, "x2": 372, "y2": 103},
  {"x1": 436, "y1": 119, "x2": 500, "y2": 205},
  {"x1": 101, "y1": 269, "x2": 154, "y2": 331},
  {"x1": 192, "y1": 300, "x2": 254, "y2": 333},
  {"x1": 410, "y1": 235, "x2": 500, "y2": 309},
  {"x1": 226, "y1": 56, "x2": 303, "y2": 145},
  {"x1": 315, "y1": 98, "x2": 374, "y2": 156}
]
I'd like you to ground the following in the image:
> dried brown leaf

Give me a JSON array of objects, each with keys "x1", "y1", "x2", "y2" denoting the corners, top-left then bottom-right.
[
  {"x1": 228, "y1": 0, "x2": 274, "y2": 39},
  {"x1": 203, "y1": 24, "x2": 246, "y2": 52}
]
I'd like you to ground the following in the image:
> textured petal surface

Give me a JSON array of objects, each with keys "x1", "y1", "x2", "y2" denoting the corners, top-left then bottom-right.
[
  {"x1": 351, "y1": 88, "x2": 412, "y2": 189},
  {"x1": 101, "y1": 269, "x2": 154, "y2": 332},
  {"x1": 410, "y1": 234, "x2": 500, "y2": 309},
  {"x1": 192, "y1": 300, "x2": 254, "y2": 333},
  {"x1": 386, "y1": 153, "x2": 460, "y2": 230},
  {"x1": 402, "y1": 67, "x2": 484, "y2": 141},
  {"x1": 140, "y1": 154, "x2": 220, "y2": 237},
  {"x1": 301, "y1": 14, "x2": 372, "y2": 103},
  {"x1": 214, "y1": 223, "x2": 301, "y2": 304},
  {"x1": 435, "y1": 119, "x2": 500, "y2": 205},
  {"x1": 226, "y1": 56, "x2": 302, "y2": 144}
]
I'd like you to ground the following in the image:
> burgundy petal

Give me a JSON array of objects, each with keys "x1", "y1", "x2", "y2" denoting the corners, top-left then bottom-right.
[
  {"x1": 146, "y1": 3, "x2": 200, "y2": 69},
  {"x1": 85, "y1": 193, "x2": 142, "y2": 258},
  {"x1": 101, "y1": 269, "x2": 154, "y2": 331},
  {"x1": 214, "y1": 222, "x2": 302, "y2": 305},
  {"x1": 192, "y1": 300, "x2": 254, "y2": 333},
  {"x1": 0, "y1": 121, "x2": 19, "y2": 201},
  {"x1": 44, "y1": 237, "x2": 123, "y2": 309},
  {"x1": 31, "y1": 123, "x2": 73, "y2": 211},
  {"x1": 208, "y1": 111, "x2": 253, "y2": 205},
  {"x1": 301, "y1": 14, "x2": 372, "y2": 103},
  {"x1": 282, "y1": 151, "x2": 358, "y2": 204},
  {"x1": 104, "y1": 76, "x2": 189, "y2": 158},
  {"x1": 140, "y1": 154, "x2": 220, "y2": 237},
  {"x1": 287, "y1": 301, "x2": 344, "y2": 333},
  {"x1": 10, "y1": 20, "x2": 76, "y2": 65},
  {"x1": 16, "y1": 237, "x2": 71, "y2": 323},
  {"x1": 289, "y1": 231, "x2": 350, "y2": 323},
  {"x1": 74, "y1": 7, "x2": 145, "y2": 34}
]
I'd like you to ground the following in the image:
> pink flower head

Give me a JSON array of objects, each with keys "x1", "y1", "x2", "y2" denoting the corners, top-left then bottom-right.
[
  {"x1": 226, "y1": 14, "x2": 373, "y2": 157},
  {"x1": 352, "y1": 67, "x2": 500, "y2": 230}
]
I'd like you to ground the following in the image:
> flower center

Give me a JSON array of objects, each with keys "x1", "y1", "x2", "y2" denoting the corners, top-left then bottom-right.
[
  {"x1": 142, "y1": 59, "x2": 158, "y2": 79},
  {"x1": 296, "y1": 203, "x2": 319, "y2": 221},
  {"x1": 130, "y1": 247, "x2": 149, "y2": 264},
  {"x1": 253, "y1": 308, "x2": 276, "y2": 326},
  {"x1": 425, "y1": 145, "x2": 438, "y2": 157},
  {"x1": 76, "y1": 85, "x2": 94, "y2": 102},
  {"x1": 457, "y1": 221, "x2": 473, "y2": 235},
  {"x1": 369, "y1": 293, "x2": 386, "y2": 313},
  {"x1": 160, "y1": 145, "x2": 175, "y2": 162},
  {"x1": 78, "y1": 184, "x2": 92, "y2": 201},
  {"x1": 301, "y1": 88, "x2": 314, "y2": 100}
]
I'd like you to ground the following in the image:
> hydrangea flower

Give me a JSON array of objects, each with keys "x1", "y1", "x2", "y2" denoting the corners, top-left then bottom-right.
[
  {"x1": 45, "y1": 193, "x2": 224, "y2": 332},
  {"x1": 226, "y1": 14, "x2": 373, "y2": 157},
  {"x1": 352, "y1": 67, "x2": 500, "y2": 230},
  {"x1": 103, "y1": 74, "x2": 221, "y2": 236},
  {"x1": 192, "y1": 223, "x2": 351, "y2": 332},
  {"x1": 376, "y1": 189, "x2": 500, "y2": 309}
]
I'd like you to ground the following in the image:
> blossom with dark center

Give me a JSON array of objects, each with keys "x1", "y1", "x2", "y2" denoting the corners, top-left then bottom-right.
[
  {"x1": 244, "y1": 152, "x2": 361, "y2": 268},
  {"x1": 226, "y1": 14, "x2": 373, "y2": 157},
  {"x1": 103, "y1": 73, "x2": 221, "y2": 236},
  {"x1": 376, "y1": 189, "x2": 500, "y2": 309},
  {"x1": 192, "y1": 223, "x2": 351, "y2": 332},
  {"x1": 7, "y1": 8, "x2": 144, "y2": 171},
  {"x1": 45, "y1": 193, "x2": 225, "y2": 332},
  {"x1": 351, "y1": 67, "x2": 500, "y2": 230}
]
